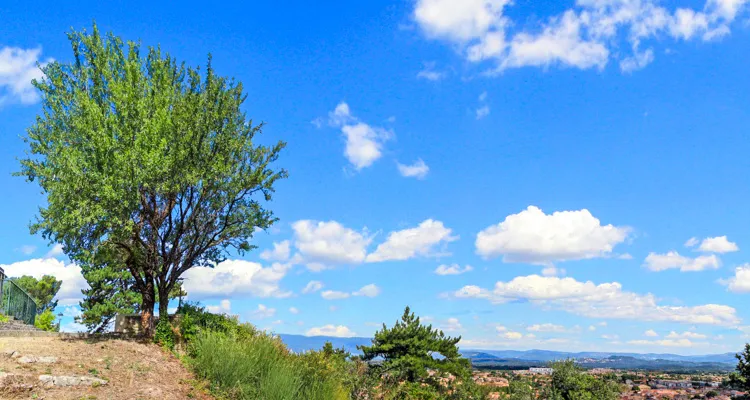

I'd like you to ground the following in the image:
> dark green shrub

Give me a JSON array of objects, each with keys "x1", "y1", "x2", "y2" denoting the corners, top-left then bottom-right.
[{"x1": 154, "y1": 318, "x2": 175, "y2": 350}]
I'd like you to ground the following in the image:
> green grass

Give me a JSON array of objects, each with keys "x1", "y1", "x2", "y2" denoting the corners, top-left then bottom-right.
[{"x1": 189, "y1": 332, "x2": 346, "y2": 400}]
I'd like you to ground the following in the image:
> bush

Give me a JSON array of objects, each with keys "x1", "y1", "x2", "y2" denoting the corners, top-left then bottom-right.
[
  {"x1": 0, "y1": 314, "x2": 9, "y2": 323},
  {"x1": 189, "y1": 331, "x2": 348, "y2": 400},
  {"x1": 34, "y1": 309, "x2": 58, "y2": 332},
  {"x1": 154, "y1": 318, "x2": 176, "y2": 350}
]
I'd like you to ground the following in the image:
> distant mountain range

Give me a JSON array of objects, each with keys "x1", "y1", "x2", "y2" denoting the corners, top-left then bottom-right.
[{"x1": 277, "y1": 334, "x2": 737, "y2": 371}]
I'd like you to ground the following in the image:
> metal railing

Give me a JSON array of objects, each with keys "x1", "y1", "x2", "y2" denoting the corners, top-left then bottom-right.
[{"x1": 1, "y1": 278, "x2": 38, "y2": 326}]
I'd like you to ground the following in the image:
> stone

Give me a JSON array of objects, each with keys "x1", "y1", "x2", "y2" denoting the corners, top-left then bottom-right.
[
  {"x1": 39, "y1": 375, "x2": 108, "y2": 387},
  {"x1": 2, "y1": 349, "x2": 19, "y2": 358},
  {"x1": 17, "y1": 355, "x2": 58, "y2": 364}
]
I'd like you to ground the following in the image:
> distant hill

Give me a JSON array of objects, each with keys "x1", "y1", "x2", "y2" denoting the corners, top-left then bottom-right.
[{"x1": 277, "y1": 334, "x2": 736, "y2": 371}]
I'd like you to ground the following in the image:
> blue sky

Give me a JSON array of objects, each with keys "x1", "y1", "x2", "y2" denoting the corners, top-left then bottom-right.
[{"x1": 2, "y1": 0, "x2": 750, "y2": 354}]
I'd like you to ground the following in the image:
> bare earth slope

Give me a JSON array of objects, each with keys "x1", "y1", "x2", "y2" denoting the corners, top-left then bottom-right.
[{"x1": 0, "y1": 336, "x2": 212, "y2": 399}]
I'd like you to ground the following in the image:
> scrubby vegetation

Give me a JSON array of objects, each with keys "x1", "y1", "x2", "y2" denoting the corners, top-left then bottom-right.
[
  {"x1": 33, "y1": 309, "x2": 59, "y2": 332},
  {"x1": 169, "y1": 303, "x2": 489, "y2": 399}
]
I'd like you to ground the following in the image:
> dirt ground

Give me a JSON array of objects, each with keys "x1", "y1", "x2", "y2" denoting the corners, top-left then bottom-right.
[{"x1": 0, "y1": 336, "x2": 214, "y2": 400}]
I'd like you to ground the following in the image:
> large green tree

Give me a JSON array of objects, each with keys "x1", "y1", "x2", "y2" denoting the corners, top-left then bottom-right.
[
  {"x1": 358, "y1": 306, "x2": 472, "y2": 386},
  {"x1": 732, "y1": 343, "x2": 750, "y2": 390},
  {"x1": 19, "y1": 25, "x2": 287, "y2": 335},
  {"x1": 11, "y1": 275, "x2": 62, "y2": 313}
]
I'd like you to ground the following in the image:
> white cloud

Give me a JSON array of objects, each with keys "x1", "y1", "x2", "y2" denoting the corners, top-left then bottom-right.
[
  {"x1": 442, "y1": 317, "x2": 463, "y2": 332},
  {"x1": 182, "y1": 260, "x2": 291, "y2": 299},
  {"x1": 721, "y1": 264, "x2": 750, "y2": 293},
  {"x1": 1, "y1": 258, "x2": 88, "y2": 306},
  {"x1": 250, "y1": 304, "x2": 276, "y2": 319},
  {"x1": 666, "y1": 331, "x2": 707, "y2": 339},
  {"x1": 434, "y1": 264, "x2": 473, "y2": 275},
  {"x1": 45, "y1": 243, "x2": 64, "y2": 258},
  {"x1": 417, "y1": 62, "x2": 446, "y2": 81},
  {"x1": 453, "y1": 274, "x2": 740, "y2": 326},
  {"x1": 475, "y1": 105, "x2": 490, "y2": 119},
  {"x1": 327, "y1": 102, "x2": 392, "y2": 170},
  {"x1": 601, "y1": 334, "x2": 619, "y2": 340},
  {"x1": 306, "y1": 325, "x2": 357, "y2": 337},
  {"x1": 685, "y1": 237, "x2": 700, "y2": 247},
  {"x1": 366, "y1": 219, "x2": 457, "y2": 262},
  {"x1": 17, "y1": 245, "x2": 36, "y2": 255},
  {"x1": 302, "y1": 280, "x2": 324, "y2": 294},
  {"x1": 696, "y1": 236, "x2": 739, "y2": 253},
  {"x1": 352, "y1": 284, "x2": 381, "y2": 298},
  {"x1": 293, "y1": 220, "x2": 371, "y2": 269},
  {"x1": 397, "y1": 159, "x2": 430, "y2": 179},
  {"x1": 260, "y1": 240, "x2": 291, "y2": 262},
  {"x1": 61, "y1": 306, "x2": 82, "y2": 318},
  {"x1": 206, "y1": 299, "x2": 232, "y2": 315},
  {"x1": 59, "y1": 322, "x2": 88, "y2": 333},
  {"x1": 643, "y1": 252, "x2": 720, "y2": 272},
  {"x1": 527, "y1": 323, "x2": 566, "y2": 333},
  {"x1": 321, "y1": 290, "x2": 351, "y2": 300},
  {"x1": 644, "y1": 329, "x2": 659, "y2": 337},
  {"x1": 289, "y1": 307, "x2": 300, "y2": 315},
  {"x1": 0, "y1": 46, "x2": 49, "y2": 107},
  {"x1": 476, "y1": 206, "x2": 629, "y2": 264},
  {"x1": 412, "y1": 0, "x2": 749, "y2": 73},
  {"x1": 627, "y1": 338, "x2": 702, "y2": 348}
]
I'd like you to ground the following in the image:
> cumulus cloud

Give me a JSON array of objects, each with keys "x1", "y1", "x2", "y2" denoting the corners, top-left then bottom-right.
[
  {"x1": 644, "y1": 329, "x2": 659, "y2": 337},
  {"x1": 666, "y1": 331, "x2": 707, "y2": 339},
  {"x1": 293, "y1": 220, "x2": 371, "y2": 270},
  {"x1": 321, "y1": 290, "x2": 351, "y2": 300},
  {"x1": 260, "y1": 240, "x2": 291, "y2": 262},
  {"x1": 691, "y1": 236, "x2": 739, "y2": 253},
  {"x1": 0, "y1": 46, "x2": 50, "y2": 107},
  {"x1": 182, "y1": 260, "x2": 291, "y2": 299},
  {"x1": 413, "y1": 0, "x2": 749, "y2": 73},
  {"x1": 720, "y1": 264, "x2": 750, "y2": 293},
  {"x1": 352, "y1": 284, "x2": 381, "y2": 297},
  {"x1": 453, "y1": 274, "x2": 739, "y2": 326},
  {"x1": 366, "y1": 219, "x2": 457, "y2": 262},
  {"x1": 327, "y1": 102, "x2": 392, "y2": 170},
  {"x1": 397, "y1": 159, "x2": 430, "y2": 179},
  {"x1": 643, "y1": 252, "x2": 720, "y2": 272},
  {"x1": 527, "y1": 323, "x2": 566, "y2": 333},
  {"x1": 323, "y1": 284, "x2": 381, "y2": 299},
  {"x1": 302, "y1": 280, "x2": 324, "y2": 294},
  {"x1": 475, "y1": 206, "x2": 629, "y2": 264},
  {"x1": 45, "y1": 243, "x2": 65, "y2": 258},
  {"x1": 289, "y1": 307, "x2": 300, "y2": 315},
  {"x1": 442, "y1": 317, "x2": 463, "y2": 332},
  {"x1": 1, "y1": 258, "x2": 88, "y2": 306},
  {"x1": 250, "y1": 304, "x2": 276, "y2": 319},
  {"x1": 434, "y1": 264, "x2": 473, "y2": 275},
  {"x1": 627, "y1": 338, "x2": 703, "y2": 348},
  {"x1": 206, "y1": 299, "x2": 232, "y2": 315},
  {"x1": 306, "y1": 325, "x2": 357, "y2": 337}
]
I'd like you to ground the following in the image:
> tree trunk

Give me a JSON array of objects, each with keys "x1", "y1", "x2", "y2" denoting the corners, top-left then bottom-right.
[
  {"x1": 157, "y1": 283, "x2": 170, "y2": 326},
  {"x1": 140, "y1": 281, "x2": 155, "y2": 336}
]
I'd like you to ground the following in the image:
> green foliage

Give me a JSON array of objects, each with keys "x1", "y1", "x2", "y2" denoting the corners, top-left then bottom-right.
[
  {"x1": 359, "y1": 306, "x2": 471, "y2": 386},
  {"x1": 154, "y1": 318, "x2": 176, "y2": 350},
  {"x1": 11, "y1": 275, "x2": 61, "y2": 313},
  {"x1": 734, "y1": 343, "x2": 750, "y2": 390},
  {"x1": 508, "y1": 377, "x2": 536, "y2": 400},
  {"x1": 19, "y1": 24, "x2": 287, "y2": 333},
  {"x1": 182, "y1": 305, "x2": 348, "y2": 400},
  {"x1": 0, "y1": 314, "x2": 9, "y2": 323},
  {"x1": 543, "y1": 360, "x2": 621, "y2": 400},
  {"x1": 34, "y1": 309, "x2": 58, "y2": 332}
]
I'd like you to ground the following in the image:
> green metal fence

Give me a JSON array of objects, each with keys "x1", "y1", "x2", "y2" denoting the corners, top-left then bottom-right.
[{"x1": 1, "y1": 279, "x2": 37, "y2": 325}]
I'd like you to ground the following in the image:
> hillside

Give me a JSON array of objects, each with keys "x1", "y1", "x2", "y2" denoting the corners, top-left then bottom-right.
[
  {"x1": 278, "y1": 334, "x2": 737, "y2": 371},
  {"x1": 0, "y1": 336, "x2": 211, "y2": 399}
]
